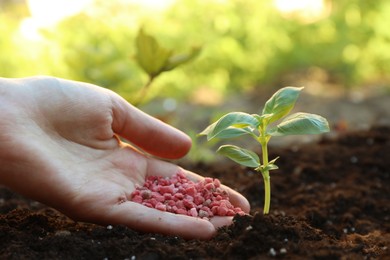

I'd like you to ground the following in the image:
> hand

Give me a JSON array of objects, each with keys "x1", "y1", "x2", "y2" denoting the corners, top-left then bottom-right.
[{"x1": 0, "y1": 76, "x2": 250, "y2": 239}]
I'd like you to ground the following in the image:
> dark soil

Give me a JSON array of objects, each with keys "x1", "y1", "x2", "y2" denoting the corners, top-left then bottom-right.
[{"x1": 1, "y1": 126, "x2": 389, "y2": 259}]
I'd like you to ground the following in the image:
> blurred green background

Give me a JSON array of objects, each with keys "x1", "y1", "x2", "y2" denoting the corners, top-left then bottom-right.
[
  {"x1": 1, "y1": 0, "x2": 390, "y2": 161},
  {"x1": 1, "y1": 0, "x2": 389, "y2": 101}
]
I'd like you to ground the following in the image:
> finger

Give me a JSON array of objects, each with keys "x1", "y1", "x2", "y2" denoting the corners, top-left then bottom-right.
[
  {"x1": 146, "y1": 158, "x2": 251, "y2": 213},
  {"x1": 108, "y1": 202, "x2": 216, "y2": 240},
  {"x1": 110, "y1": 93, "x2": 191, "y2": 159},
  {"x1": 209, "y1": 216, "x2": 235, "y2": 229}
]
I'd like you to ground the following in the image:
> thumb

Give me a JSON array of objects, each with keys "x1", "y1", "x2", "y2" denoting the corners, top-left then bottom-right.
[{"x1": 110, "y1": 93, "x2": 192, "y2": 159}]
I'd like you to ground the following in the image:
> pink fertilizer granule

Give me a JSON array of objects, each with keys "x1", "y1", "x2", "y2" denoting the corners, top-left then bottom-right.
[{"x1": 131, "y1": 171, "x2": 245, "y2": 220}]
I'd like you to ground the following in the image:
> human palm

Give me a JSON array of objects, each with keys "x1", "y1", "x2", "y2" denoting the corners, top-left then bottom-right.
[{"x1": 0, "y1": 76, "x2": 250, "y2": 239}]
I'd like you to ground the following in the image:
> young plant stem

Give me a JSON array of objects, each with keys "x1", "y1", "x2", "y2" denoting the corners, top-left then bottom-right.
[
  {"x1": 262, "y1": 169, "x2": 271, "y2": 214},
  {"x1": 258, "y1": 129, "x2": 271, "y2": 214},
  {"x1": 134, "y1": 75, "x2": 155, "y2": 107}
]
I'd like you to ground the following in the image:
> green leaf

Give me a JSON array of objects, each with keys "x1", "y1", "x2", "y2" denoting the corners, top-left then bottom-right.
[
  {"x1": 135, "y1": 29, "x2": 171, "y2": 77},
  {"x1": 163, "y1": 46, "x2": 202, "y2": 72},
  {"x1": 217, "y1": 145, "x2": 260, "y2": 168},
  {"x1": 258, "y1": 163, "x2": 279, "y2": 173},
  {"x1": 262, "y1": 87, "x2": 303, "y2": 124},
  {"x1": 267, "y1": 112, "x2": 330, "y2": 136},
  {"x1": 209, "y1": 126, "x2": 254, "y2": 139},
  {"x1": 255, "y1": 113, "x2": 274, "y2": 128},
  {"x1": 199, "y1": 112, "x2": 259, "y2": 140},
  {"x1": 269, "y1": 157, "x2": 279, "y2": 165},
  {"x1": 266, "y1": 164, "x2": 279, "y2": 171}
]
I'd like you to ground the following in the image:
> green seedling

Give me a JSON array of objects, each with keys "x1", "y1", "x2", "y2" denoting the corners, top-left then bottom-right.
[
  {"x1": 199, "y1": 87, "x2": 330, "y2": 214},
  {"x1": 134, "y1": 28, "x2": 201, "y2": 106}
]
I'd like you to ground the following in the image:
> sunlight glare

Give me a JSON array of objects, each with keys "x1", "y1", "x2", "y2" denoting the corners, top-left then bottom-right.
[
  {"x1": 274, "y1": 0, "x2": 330, "y2": 23},
  {"x1": 27, "y1": 0, "x2": 93, "y2": 25},
  {"x1": 19, "y1": 0, "x2": 92, "y2": 40},
  {"x1": 128, "y1": 0, "x2": 176, "y2": 12}
]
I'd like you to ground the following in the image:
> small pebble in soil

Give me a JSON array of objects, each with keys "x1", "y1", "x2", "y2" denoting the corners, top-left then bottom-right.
[
  {"x1": 131, "y1": 170, "x2": 245, "y2": 219},
  {"x1": 269, "y1": 248, "x2": 276, "y2": 257},
  {"x1": 245, "y1": 225, "x2": 253, "y2": 231},
  {"x1": 106, "y1": 225, "x2": 113, "y2": 230},
  {"x1": 350, "y1": 156, "x2": 358, "y2": 163},
  {"x1": 280, "y1": 248, "x2": 287, "y2": 254},
  {"x1": 274, "y1": 210, "x2": 286, "y2": 216}
]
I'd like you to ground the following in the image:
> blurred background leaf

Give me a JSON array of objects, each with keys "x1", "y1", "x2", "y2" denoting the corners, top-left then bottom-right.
[
  {"x1": 1, "y1": 0, "x2": 389, "y2": 101},
  {"x1": 1, "y1": 0, "x2": 389, "y2": 162}
]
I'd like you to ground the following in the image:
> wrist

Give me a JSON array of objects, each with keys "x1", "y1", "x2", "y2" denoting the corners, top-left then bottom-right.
[{"x1": 0, "y1": 78, "x2": 24, "y2": 186}]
